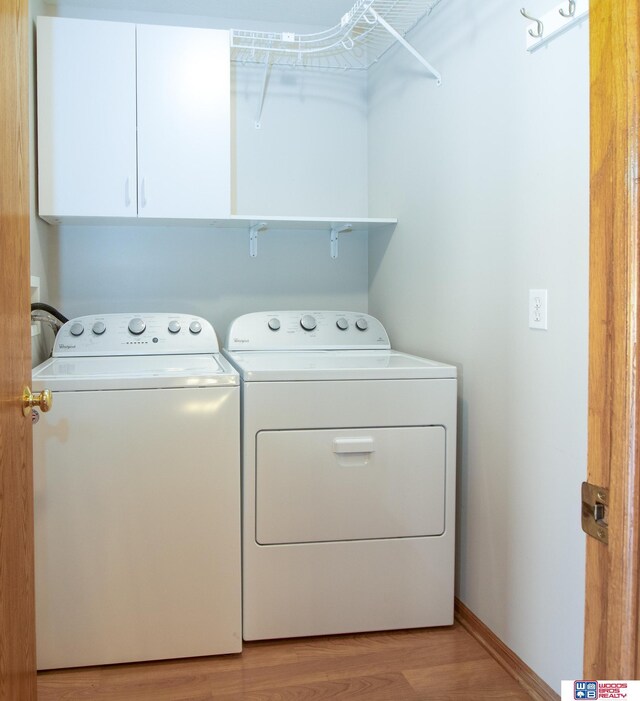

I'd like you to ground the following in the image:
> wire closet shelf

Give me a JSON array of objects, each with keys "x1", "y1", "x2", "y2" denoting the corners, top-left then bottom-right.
[{"x1": 230, "y1": 0, "x2": 443, "y2": 72}]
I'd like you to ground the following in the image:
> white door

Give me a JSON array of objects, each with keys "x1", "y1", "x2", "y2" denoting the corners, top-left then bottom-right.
[
  {"x1": 1, "y1": 0, "x2": 37, "y2": 694},
  {"x1": 256, "y1": 426, "x2": 446, "y2": 544},
  {"x1": 37, "y1": 17, "x2": 137, "y2": 219},
  {"x1": 136, "y1": 24, "x2": 231, "y2": 219}
]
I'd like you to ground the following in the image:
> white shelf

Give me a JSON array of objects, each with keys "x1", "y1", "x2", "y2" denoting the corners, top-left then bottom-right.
[
  {"x1": 38, "y1": 213, "x2": 397, "y2": 258},
  {"x1": 39, "y1": 213, "x2": 396, "y2": 229},
  {"x1": 232, "y1": 0, "x2": 444, "y2": 125},
  {"x1": 217, "y1": 215, "x2": 397, "y2": 231},
  {"x1": 230, "y1": 0, "x2": 443, "y2": 74}
]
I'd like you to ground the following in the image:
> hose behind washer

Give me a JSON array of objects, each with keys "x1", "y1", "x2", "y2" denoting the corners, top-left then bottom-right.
[{"x1": 30, "y1": 302, "x2": 68, "y2": 324}]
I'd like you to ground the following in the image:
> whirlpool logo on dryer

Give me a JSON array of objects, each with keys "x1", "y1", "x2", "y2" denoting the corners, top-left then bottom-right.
[{"x1": 59, "y1": 343, "x2": 76, "y2": 350}]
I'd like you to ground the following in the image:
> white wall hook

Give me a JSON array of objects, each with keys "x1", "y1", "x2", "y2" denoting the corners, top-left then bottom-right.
[
  {"x1": 522, "y1": 0, "x2": 588, "y2": 52},
  {"x1": 520, "y1": 8, "x2": 544, "y2": 38},
  {"x1": 559, "y1": 0, "x2": 576, "y2": 18}
]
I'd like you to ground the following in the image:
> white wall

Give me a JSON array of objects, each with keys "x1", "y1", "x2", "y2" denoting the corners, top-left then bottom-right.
[
  {"x1": 368, "y1": 0, "x2": 588, "y2": 691},
  {"x1": 31, "y1": 3, "x2": 369, "y2": 344},
  {"x1": 30, "y1": 0, "x2": 56, "y2": 363}
]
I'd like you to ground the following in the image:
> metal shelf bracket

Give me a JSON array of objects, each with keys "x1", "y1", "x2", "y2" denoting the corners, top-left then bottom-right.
[
  {"x1": 255, "y1": 55, "x2": 271, "y2": 129},
  {"x1": 367, "y1": 8, "x2": 442, "y2": 84},
  {"x1": 249, "y1": 222, "x2": 268, "y2": 257},
  {"x1": 330, "y1": 223, "x2": 353, "y2": 259}
]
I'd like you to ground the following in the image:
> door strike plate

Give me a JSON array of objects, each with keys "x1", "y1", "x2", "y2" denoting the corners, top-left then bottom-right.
[{"x1": 581, "y1": 482, "x2": 609, "y2": 544}]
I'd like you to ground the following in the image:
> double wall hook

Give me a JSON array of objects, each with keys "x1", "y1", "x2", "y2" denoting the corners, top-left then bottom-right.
[
  {"x1": 520, "y1": 8, "x2": 544, "y2": 38},
  {"x1": 559, "y1": 0, "x2": 576, "y2": 17}
]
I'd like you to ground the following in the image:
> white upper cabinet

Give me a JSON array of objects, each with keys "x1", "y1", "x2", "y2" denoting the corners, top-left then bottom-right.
[
  {"x1": 37, "y1": 17, "x2": 137, "y2": 219},
  {"x1": 136, "y1": 24, "x2": 230, "y2": 220},
  {"x1": 37, "y1": 17, "x2": 231, "y2": 222}
]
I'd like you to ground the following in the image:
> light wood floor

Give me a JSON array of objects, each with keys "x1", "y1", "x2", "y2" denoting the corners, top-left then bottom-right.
[{"x1": 37, "y1": 623, "x2": 534, "y2": 700}]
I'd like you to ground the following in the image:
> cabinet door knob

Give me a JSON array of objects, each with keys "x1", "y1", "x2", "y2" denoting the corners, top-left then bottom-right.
[
  {"x1": 125, "y1": 177, "x2": 131, "y2": 207},
  {"x1": 140, "y1": 177, "x2": 147, "y2": 208}
]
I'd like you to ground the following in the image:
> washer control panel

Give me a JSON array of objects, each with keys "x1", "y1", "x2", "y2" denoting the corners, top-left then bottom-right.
[
  {"x1": 53, "y1": 313, "x2": 219, "y2": 357},
  {"x1": 225, "y1": 311, "x2": 390, "y2": 351}
]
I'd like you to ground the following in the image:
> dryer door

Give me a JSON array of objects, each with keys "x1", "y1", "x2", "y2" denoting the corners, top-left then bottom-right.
[{"x1": 255, "y1": 426, "x2": 446, "y2": 544}]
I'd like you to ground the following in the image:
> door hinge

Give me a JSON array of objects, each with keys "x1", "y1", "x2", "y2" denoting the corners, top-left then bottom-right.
[{"x1": 582, "y1": 482, "x2": 609, "y2": 544}]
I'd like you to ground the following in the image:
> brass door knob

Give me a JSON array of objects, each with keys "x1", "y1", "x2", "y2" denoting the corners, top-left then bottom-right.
[{"x1": 23, "y1": 387, "x2": 53, "y2": 417}]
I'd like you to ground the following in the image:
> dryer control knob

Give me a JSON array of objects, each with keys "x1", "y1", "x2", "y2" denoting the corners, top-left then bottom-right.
[
  {"x1": 92, "y1": 321, "x2": 106, "y2": 335},
  {"x1": 268, "y1": 318, "x2": 281, "y2": 331},
  {"x1": 300, "y1": 314, "x2": 317, "y2": 331},
  {"x1": 355, "y1": 317, "x2": 368, "y2": 331},
  {"x1": 168, "y1": 320, "x2": 181, "y2": 334},
  {"x1": 128, "y1": 317, "x2": 146, "y2": 335},
  {"x1": 189, "y1": 320, "x2": 202, "y2": 334},
  {"x1": 69, "y1": 322, "x2": 84, "y2": 337},
  {"x1": 336, "y1": 317, "x2": 349, "y2": 331}
]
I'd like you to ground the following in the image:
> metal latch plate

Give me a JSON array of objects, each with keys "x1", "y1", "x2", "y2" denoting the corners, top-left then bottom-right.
[{"x1": 581, "y1": 482, "x2": 609, "y2": 544}]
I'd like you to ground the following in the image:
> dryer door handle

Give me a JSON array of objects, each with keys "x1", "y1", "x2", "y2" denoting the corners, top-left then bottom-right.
[{"x1": 332, "y1": 437, "x2": 375, "y2": 454}]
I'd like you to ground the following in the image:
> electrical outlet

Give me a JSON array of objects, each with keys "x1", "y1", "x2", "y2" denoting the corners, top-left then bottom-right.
[{"x1": 529, "y1": 289, "x2": 548, "y2": 330}]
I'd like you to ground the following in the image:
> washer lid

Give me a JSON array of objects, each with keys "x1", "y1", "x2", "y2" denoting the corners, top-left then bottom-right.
[
  {"x1": 223, "y1": 350, "x2": 456, "y2": 381},
  {"x1": 32, "y1": 354, "x2": 239, "y2": 391}
]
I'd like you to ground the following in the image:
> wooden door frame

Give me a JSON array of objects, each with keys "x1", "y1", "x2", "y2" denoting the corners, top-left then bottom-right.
[{"x1": 585, "y1": 0, "x2": 640, "y2": 679}]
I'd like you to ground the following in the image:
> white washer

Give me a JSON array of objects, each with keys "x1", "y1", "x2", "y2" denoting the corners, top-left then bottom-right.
[
  {"x1": 32, "y1": 313, "x2": 241, "y2": 670},
  {"x1": 223, "y1": 311, "x2": 457, "y2": 641}
]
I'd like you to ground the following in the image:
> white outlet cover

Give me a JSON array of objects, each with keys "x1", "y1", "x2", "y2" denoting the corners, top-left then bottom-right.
[{"x1": 529, "y1": 289, "x2": 548, "y2": 330}]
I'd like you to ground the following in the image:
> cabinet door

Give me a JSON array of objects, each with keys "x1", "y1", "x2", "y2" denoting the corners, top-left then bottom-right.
[
  {"x1": 37, "y1": 17, "x2": 137, "y2": 219},
  {"x1": 136, "y1": 25, "x2": 231, "y2": 219}
]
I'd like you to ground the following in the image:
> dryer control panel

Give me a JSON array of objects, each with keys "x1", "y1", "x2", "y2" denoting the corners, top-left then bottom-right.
[
  {"x1": 53, "y1": 313, "x2": 219, "y2": 356},
  {"x1": 225, "y1": 311, "x2": 390, "y2": 351}
]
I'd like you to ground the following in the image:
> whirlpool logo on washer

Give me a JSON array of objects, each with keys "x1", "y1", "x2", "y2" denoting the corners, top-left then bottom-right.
[
  {"x1": 59, "y1": 343, "x2": 76, "y2": 350},
  {"x1": 233, "y1": 338, "x2": 250, "y2": 343}
]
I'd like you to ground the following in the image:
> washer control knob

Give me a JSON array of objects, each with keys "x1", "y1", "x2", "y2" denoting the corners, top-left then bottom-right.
[
  {"x1": 92, "y1": 321, "x2": 106, "y2": 335},
  {"x1": 336, "y1": 317, "x2": 349, "y2": 331},
  {"x1": 300, "y1": 314, "x2": 317, "y2": 331},
  {"x1": 355, "y1": 317, "x2": 368, "y2": 331},
  {"x1": 189, "y1": 320, "x2": 202, "y2": 334},
  {"x1": 168, "y1": 320, "x2": 181, "y2": 334},
  {"x1": 128, "y1": 317, "x2": 146, "y2": 335},
  {"x1": 69, "y1": 322, "x2": 84, "y2": 337},
  {"x1": 268, "y1": 318, "x2": 281, "y2": 331}
]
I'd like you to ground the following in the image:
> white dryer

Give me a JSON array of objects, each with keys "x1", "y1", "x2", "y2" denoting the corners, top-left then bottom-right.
[
  {"x1": 32, "y1": 313, "x2": 241, "y2": 669},
  {"x1": 223, "y1": 311, "x2": 457, "y2": 641}
]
